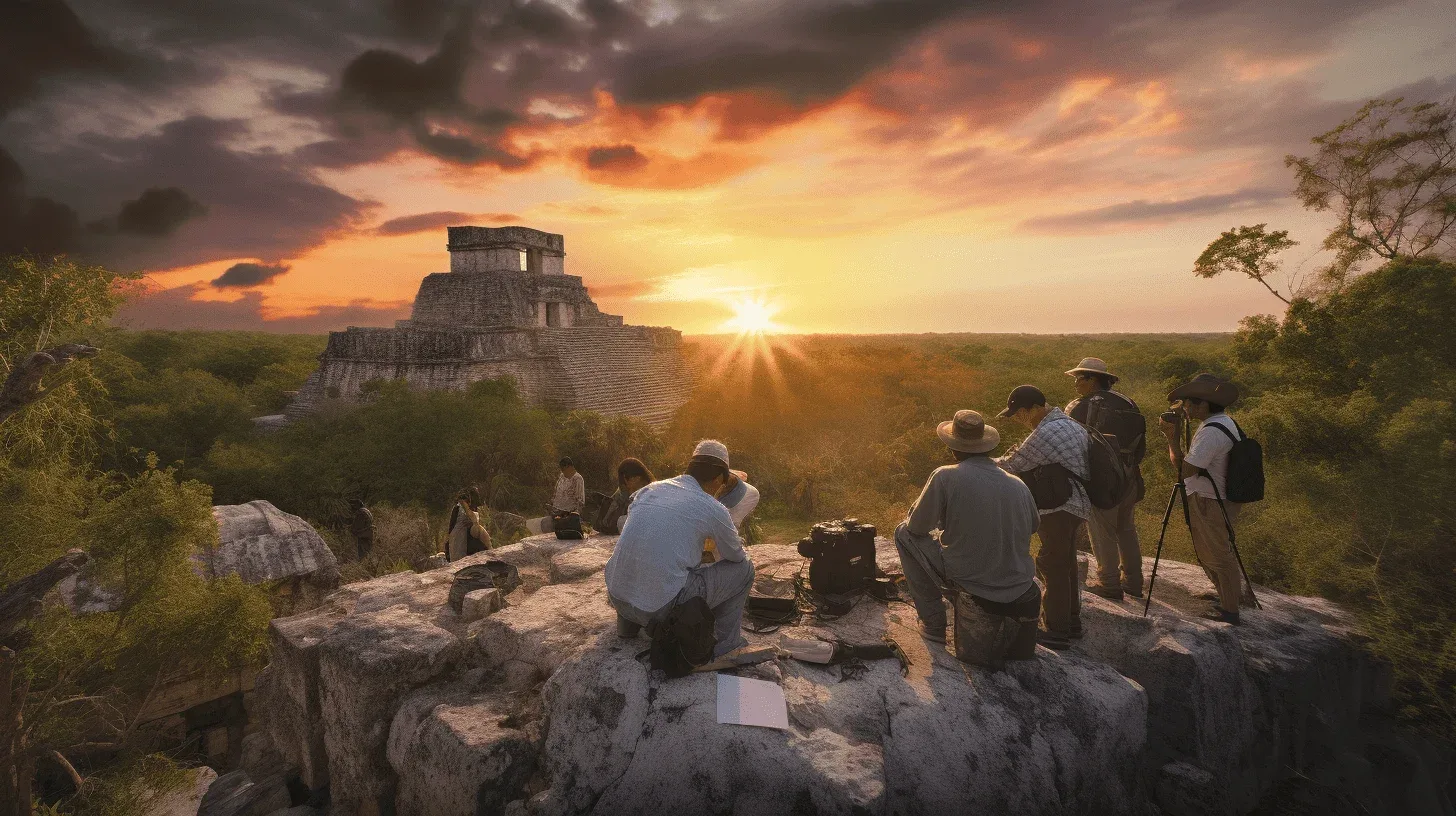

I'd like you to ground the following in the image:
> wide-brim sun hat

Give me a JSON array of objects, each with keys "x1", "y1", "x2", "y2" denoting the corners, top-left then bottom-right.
[
  {"x1": 937, "y1": 409, "x2": 1001, "y2": 453},
  {"x1": 1065, "y1": 357, "x2": 1119, "y2": 384},
  {"x1": 1167, "y1": 373, "x2": 1240, "y2": 407}
]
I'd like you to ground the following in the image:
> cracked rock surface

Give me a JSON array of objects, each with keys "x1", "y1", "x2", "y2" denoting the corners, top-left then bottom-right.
[{"x1": 250, "y1": 533, "x2": 1416, "y2": 815}]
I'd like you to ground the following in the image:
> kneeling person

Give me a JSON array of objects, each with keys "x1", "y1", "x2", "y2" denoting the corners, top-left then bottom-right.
[
  {"x1": 896, "y1": 410, "x2": 1040, "y2": 645},
  {"x1": 605, "y1": 440, "x2": 753, "y2": 659}
]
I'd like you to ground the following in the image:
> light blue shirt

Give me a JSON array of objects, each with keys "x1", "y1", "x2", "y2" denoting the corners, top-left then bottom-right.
[{"x1": 605, "y1": 475, "x2": 745, "y2": 612}]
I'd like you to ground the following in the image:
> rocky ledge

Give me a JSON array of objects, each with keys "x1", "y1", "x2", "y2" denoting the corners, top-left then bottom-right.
[{"x1": 237, "y1": 534, "x2": 1450, "y2": 816}]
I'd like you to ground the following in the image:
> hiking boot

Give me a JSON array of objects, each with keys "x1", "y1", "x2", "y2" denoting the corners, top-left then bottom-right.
[
  {"x1": 616, "y1": 614, "x2": 642, "y2": 638},
  {"x1": 1088, "y1": 584, "x2": 1124, "y2": 601},
  {"x1": 1036, "y1": 630, "x2": 1071, "y2": 650},
  {"x1": 919, "y1": 622, "x2": 947, "y2": 643},
  {"x1": 1202, "y1": 608, "x2": 1241, "y2": 625},
  {"x1": 1123, "y1": 586, "x2": 1144, "y2": 599}
]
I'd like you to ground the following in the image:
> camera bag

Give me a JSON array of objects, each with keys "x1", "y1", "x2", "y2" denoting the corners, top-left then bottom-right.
[
  {"x1": 645, "y1": 596, "x2": 717, "y2": 678},
  {"x1": 552, "y1": 511, "x2": 584, "y2": 540}
]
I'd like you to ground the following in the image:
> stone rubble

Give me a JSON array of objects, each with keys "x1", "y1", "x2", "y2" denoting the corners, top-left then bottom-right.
[{"x1": 238, "y1": 533, "x2": 1438, "y2": 816}]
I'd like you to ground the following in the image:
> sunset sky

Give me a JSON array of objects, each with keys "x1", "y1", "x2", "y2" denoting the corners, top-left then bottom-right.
[{"x1": 3, "y1": 0, "x2": 1454, "y2": 334}]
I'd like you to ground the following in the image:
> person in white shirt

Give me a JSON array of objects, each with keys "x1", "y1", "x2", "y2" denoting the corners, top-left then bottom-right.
[
  {"x1": 552, "y1": 457, "x2": 586, "y2": 514},
  {"x1": 1159, "y1": 373, "x2": 1251, "y2": 625},
  {"x1": 604, "y1": 440, "x2": 753, "y2": 658}
]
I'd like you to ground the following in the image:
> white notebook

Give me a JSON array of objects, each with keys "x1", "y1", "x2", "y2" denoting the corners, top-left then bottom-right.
[{"x1": 716, "y1": 674, "x2": 789, "y2": 730}]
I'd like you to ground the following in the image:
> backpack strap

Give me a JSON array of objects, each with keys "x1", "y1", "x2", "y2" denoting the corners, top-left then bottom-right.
[{"x1": 1206, "y1": 417, "x2": 1243, "y2": 443}]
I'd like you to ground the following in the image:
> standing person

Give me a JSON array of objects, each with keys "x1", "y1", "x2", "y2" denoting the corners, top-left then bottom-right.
[
  {"x1": 605, "y1": 440, "x2": 753, "y2": 659},
  {"x1": 895, "y1": 410, "x2": 1040, "y2": 644},
  {"x1": 1065, "y1": 357, "x2": 1146, "y2": 600},
  {"x1": 348, "y1": 499, "x2": 374, "y2": 561},
  {"x1": 1160, "y1": 373, "x2": 1251, "y2": 624},
  {"x1": 996, "y1": 385, "x2": 1091, "y2": 650},
  {"x1": 553, "y1": 457, "x2": 586, "y2": 515},
  {"x1": 595, "y1": 458, "x2": 655, "y2": 535}
]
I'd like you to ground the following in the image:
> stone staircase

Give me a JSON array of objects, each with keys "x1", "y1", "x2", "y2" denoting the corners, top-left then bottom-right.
[{"x1": 541, "y1": 328, "x2": 692, "y2": 428}]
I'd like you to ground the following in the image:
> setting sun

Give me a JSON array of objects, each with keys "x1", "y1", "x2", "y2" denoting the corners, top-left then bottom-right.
[{"x1": 722, "y1": 297, "x2": 785, "y2": 335}]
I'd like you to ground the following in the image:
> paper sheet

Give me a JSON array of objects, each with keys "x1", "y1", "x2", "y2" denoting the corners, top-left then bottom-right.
[{"x1": 716, "y1": 674, "x2": 789, "y2": 730}]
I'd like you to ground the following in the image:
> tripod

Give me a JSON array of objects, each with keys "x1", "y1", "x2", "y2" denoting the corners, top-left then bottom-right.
[{"x1": 1141, "y1": 479, "x2": 1188, "y2": 617}]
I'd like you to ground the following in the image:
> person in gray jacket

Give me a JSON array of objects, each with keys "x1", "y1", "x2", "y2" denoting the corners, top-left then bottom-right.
[{"x1": 895, "y1": 410, "x2": 1041, "y2": 644}]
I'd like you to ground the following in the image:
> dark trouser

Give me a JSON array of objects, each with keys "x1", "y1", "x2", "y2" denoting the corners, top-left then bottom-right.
[
  {"x1": 1035, "y1": 511, "x2": 1082, "y2": 638},
  {"x1": 355, "y1": 536, "x2": 373, "y2": 561}
]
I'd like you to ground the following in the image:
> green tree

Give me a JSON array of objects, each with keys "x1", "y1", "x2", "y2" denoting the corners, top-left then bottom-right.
[
  {"x1": 1192, "y1": 224, "x2": 1300, "y2": 304},
  {"x1": 1287, "y1": 97, "x2": 1456, "y2": 287}
]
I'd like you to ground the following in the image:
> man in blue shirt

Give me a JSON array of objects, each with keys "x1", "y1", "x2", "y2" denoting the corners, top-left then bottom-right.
[{"x1": 605, "y1": 440, "x2": 753, "y2": 658}]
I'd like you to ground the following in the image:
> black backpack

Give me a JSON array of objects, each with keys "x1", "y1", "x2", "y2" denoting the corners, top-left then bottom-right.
[
  {"x1": 1083, "y1": 393, "x2": 1147, "y2": 464},
  {"x1": 645, "y1": 596, "x2": 717, "y2": 678},
  {"x1": 1207, "y1": 419, "x2": 1265, "y2": 503},
  {"x1": 1074, "y1": 428, "x2": 1132, "y2": 510}
]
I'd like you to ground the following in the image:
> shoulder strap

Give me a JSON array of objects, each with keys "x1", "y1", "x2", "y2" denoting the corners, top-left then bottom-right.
[{"x1": 1207, "y1": 419, "x2": 1242, "y2": 443}]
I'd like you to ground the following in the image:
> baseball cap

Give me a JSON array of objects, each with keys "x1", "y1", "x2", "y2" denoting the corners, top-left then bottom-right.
[
  {"x1": 996, "y1": 385, "x2": 1047, "y2": 418},
  {"x1": 690, "y1": 439, "x2": 730, "y2": 469}
]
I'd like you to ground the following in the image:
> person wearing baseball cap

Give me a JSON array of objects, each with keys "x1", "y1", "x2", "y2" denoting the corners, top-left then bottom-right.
[
  {"x1": 605, "y1": 439, "x2": 754, "y2": 657},
  {"x1": 895, "y1": 410, "x2": 1040, "y2": 648},
  {"x1": 1065, "y1": 358, "x2": 1147, "y2": 601},
  {"x1": 1159, "y1": 373, "x2": 1252, "y2": 624},
  {"x1": 995, "y1": 385, "x2": 1092, "y2": 650}
]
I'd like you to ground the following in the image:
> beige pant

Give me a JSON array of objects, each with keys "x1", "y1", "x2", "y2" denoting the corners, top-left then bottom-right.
[
  {"x1": 1187, "y1": 494, "x2": 1249, "y2": 612},
  {"x1": 1089, "y1": 490, "x2": 1142, "y2": 594}
]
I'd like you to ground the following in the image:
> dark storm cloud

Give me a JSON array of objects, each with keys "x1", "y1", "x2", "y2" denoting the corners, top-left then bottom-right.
[
  {"x1": 9, "y1": 116, "x2": 373, "y2": 270},
  {"x1": 0, "y1": 145, "x2": 82, "y2": 256},
  {"x1": 0, "y1": 0, "x2": 133, "y2": 115},
  {"x1": 613, "y1": 0, "x2": 980, "y2": 105},
  {"x1": 115, "y1": 187, "x2": 208, "y2": 236},
  {"x1": 211, "y1": 262, "x2": 290, "y2": 288},
  {"x1": 1018, "y1": 188, "x2": 1288, "y2": 233},
  {"x1": 585, "y1": 144, "x2": 647, "y2": 170},
  {"x1": 374, "y1": 210, "x2": 519, "y2": 236},
  {"x1": 116, "y1": 283, "x2": 412, "y2": 333}
]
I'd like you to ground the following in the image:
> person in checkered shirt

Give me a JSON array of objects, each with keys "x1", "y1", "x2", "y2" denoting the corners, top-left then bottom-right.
[{"x1": 996, "y1": 385, "x2": 1091, "y2": 650}]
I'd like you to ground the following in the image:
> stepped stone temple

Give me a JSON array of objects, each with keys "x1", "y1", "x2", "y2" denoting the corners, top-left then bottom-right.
[{"x1": 287, "y1": 226, "x2": 691, "y2": 427}]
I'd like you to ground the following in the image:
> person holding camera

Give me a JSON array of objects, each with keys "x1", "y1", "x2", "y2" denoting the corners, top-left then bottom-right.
[
  {"x1": 604, "y1": 440, "x2": 752, "y2": 658},
  {"x1": 594, "y1": 458, "x2": 655, "y2": 535},
  {"x1": 1065, "y1": 358, "x2": 1147, "y2": 601},
  {"x1": 895, "y1": 410, "x2": 1040, "y2": 645},
  {"x1": 996, "y1": 385, "x2": 1091, "y2": 650},
  {"x1": 1160, "y1": 373, "x2": 1251, "y2": 624}
]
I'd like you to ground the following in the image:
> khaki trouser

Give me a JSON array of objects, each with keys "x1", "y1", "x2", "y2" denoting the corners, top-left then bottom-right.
[
  {"x1": 1089, "y1": 489, "x2": 1142, "y2": 594},
  {"x1": 1035, "y1": 511, "x2": 1082, "y2": 638},
  {"x1": 1187, "y1": 494, "x2": 1249, "y2": 612}
]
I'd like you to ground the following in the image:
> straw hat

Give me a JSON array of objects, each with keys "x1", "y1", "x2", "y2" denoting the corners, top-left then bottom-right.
[
  {"x1": 1167, "y1": 373, "x2": 1240, "y2": 407},
  {"x1": 1065, "y1": 357, "x2": 1119, "y2": 384},
  {"x1": 936, "y1": 409, "x2": 1001, "y2": 453}
]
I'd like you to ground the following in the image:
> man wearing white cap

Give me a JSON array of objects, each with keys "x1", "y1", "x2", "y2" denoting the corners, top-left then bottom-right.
[
  {"x1": 1065, "y1": 357, "x2": 1147, "y2": 601},
  {"x1": 604, "y1": 439, "x2": 753, "y2": 658},
  {"x1": 896, "y1": 410, "x2": 1040, "y2": 644}
]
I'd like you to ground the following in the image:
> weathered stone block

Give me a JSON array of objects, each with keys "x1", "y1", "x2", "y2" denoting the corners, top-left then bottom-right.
[{"x1": 461, "y1": 587, "x2": 501, "y2": 622}]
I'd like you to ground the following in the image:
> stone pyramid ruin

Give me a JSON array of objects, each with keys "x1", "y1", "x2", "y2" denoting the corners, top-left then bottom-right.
[{"x1": 287, "y1": 226, "x2": 692, "y2": 427}]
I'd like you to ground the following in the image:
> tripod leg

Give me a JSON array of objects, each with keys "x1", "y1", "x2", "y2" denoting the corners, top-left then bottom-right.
[{"x1": 1142, "y1": 484, "x2": 1181, "y2": 617}]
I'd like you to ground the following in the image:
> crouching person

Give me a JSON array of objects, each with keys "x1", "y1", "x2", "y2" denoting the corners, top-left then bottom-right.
[
  {"x1": 604, "y1": 440, "x2": 753, "y2": 659},
  {"x1": 895, "y1": 410, "x2": 1041, "y2": 662}
]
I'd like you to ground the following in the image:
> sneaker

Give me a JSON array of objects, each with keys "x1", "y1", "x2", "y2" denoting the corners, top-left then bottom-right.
[
  {"x1": 919, "y1": 622, "x2": 947, "y2": 643},
  {"x1": 1088, "y1": 584, "x2": 1124, "y2": 601},
  {"x1": 1036, "y1": 630, "x2": 1071, "y2": 650},
  {"x1": 1201, "y1": 608, "x2": 1241, "y2": 625}
]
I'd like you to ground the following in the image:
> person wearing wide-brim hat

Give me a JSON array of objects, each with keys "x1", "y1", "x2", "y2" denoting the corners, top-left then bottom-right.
[
  {"x1": 895, "y1": 410, "x2": 1041, "y2": 654},
  {"x1": 1159, "y1": 373, "x2": 1252, "y2": 624},
  {"x1": 1064, "y1": 358, "x2": 1147, "y2": 602}
]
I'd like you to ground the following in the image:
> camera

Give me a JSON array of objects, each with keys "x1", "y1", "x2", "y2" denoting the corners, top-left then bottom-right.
[
  {"x1": 1160, "y1": 409, "x2": 1182, "y2": 424},
  {"x1": 798, "y1": 518, "x2": 877, "y2": 596}
]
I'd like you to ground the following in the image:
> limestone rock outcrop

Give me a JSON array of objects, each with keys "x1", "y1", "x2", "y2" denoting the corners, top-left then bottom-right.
[{"x1": 248, "y1": 534, "x2": 1438, "y2": 816}]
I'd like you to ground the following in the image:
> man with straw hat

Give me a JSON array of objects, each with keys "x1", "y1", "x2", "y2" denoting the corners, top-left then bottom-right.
[
  {"x1": 894, "y1": 410, "x2": 1040, "y2": 644},
  {"x1": 1159, "y1": 373, "x2": 1252, "y2": 624},
  {"x1": 1065, "y1": 357, "x2": 1147, "y2": 601}
]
